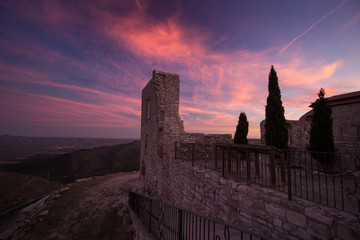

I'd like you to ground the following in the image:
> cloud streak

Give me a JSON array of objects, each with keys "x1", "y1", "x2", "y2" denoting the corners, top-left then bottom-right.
[
  {"x1": 276, "y1": 0, "x2": 349, "y2": 56},
  {"x1": 0, "y1": 86, "x2": 140, "y2": 127}
]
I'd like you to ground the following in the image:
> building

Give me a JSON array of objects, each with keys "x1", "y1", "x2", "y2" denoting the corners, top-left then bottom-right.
[{"x1": 260, "y1": 91, "x2": 360, "y2": 154}]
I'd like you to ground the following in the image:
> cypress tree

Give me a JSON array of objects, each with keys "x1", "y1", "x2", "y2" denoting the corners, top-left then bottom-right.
[
  {"x1": 308, "y1": 88, "x2": 335, "y2": 164},
  {"x1": 265, "y1": 66, "x2": 288, "y2": 149},
  {"x1": 234, "y1": 112, "x2": 249, "y2": 144}
]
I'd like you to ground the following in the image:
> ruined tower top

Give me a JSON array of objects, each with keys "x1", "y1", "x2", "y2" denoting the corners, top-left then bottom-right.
[
  {"x1": 140, "y1": 70, "x2": 231, "y2": 193},
  {"x1": 140, "y1": 70, "x2": 185, "y2": 181},
  {"x1": 141, "y1": 70, "x2": 184, "y2": 136},
  {"x1": 152, "y1": 69, "x2": 179, "y2": 79}
]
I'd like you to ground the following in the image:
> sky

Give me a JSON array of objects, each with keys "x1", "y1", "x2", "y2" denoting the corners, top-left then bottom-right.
[{"x1": 0, "y1": 0, "x2": 359, "y2": 139}]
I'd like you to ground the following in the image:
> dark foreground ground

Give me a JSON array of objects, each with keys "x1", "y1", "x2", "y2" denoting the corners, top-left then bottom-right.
[{"x1": 19, "y1": 171, "x2": 140, "y2": 240}]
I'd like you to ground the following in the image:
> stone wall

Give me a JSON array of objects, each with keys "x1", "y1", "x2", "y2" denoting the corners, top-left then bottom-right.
[
  {"x1": 143, "y1": 159, "x2": 359, "y2": 239},
  {"x1": 260, "y1": 99, "x2": 360, "y2": 159},
  {"x1": 260, "y1": 111, "x2": 312, "y2": 149},
  {"x1": 332, "y1": 102, "x2": 360, "y2": 153}
]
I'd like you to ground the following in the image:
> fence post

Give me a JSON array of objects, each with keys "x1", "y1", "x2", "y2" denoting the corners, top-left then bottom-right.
[
  {"x1": 228, "y1": 148, "x2": 232, "y2": 173},
  {"x1": 270, "y1": 150, "x2": 276, "y2": 185},
  {"x1": 178, "y1": 209, "x2": 183, "y2": 240},
  {"x1": 255, "y1": 152, "x2": 259, "y2": 176},
  {"x1": 246, "y1": 149, "x2": 250, "y2": 180},
  {"x1": 149, "y1": 199, "x2": 152, "y2": 232},
  {"x1": 286, "y1": 151, "x2": 292, "y2": 200}
]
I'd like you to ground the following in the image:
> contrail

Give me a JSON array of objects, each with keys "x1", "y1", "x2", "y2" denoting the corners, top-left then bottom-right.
[{"x1": 276, "y1": 0, "x2": 349, "y2": 57}]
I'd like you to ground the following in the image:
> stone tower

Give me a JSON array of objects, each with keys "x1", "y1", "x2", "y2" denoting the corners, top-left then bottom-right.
[
  {"x1": 140, "y1": 70, "x2": 232, "y2": 197},
  {"x1": 140, "y1": 70, "x2": 185, "y2": 195}
]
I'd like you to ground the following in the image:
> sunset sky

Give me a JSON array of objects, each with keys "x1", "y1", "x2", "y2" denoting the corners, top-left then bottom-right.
[{"x1": 0, "y1": 0, "x2": 359, "y2": 139}]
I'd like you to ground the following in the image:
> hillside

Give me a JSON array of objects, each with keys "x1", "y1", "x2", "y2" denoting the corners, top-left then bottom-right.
[
  {"x1": 0, "y1": 141, "x2": 140, "y2": 184},
  {"x1": 0, "y1": 172, "x2": 61, "y2": 212},
  {"x1": 0, "y1": 135, "x2": 136, "y2": 162}
]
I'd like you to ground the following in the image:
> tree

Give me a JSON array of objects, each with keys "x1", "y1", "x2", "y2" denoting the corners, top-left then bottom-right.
[
  {"x1": 308, "y1": 88, "x2": 335, "y2": 164},
  {"x1": 265, "y1": 66, "x2": 288, "y2": 149},
  {"x1": 234, "y1": 112, "x2": 249, "y2": 144}
]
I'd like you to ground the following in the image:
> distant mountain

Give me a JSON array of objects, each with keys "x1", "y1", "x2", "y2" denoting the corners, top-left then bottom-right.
[
  {"x1": 0, "y1": 141, "x2": 140, "y2": 184},
  {"x1": 0, "y1": 135, "x2": 137, "y2": 162}
]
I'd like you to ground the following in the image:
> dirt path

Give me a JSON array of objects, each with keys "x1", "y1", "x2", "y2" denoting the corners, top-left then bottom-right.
[{"x1": 21, "y1": 171, "x2": 140, "y2": 240}]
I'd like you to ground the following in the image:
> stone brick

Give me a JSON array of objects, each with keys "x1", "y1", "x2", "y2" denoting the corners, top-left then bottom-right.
[
  {"x1": 286, "y1": 210, "x2": 306, "y2": 227},
  {"x1": 194, "y1": 191, "x2": 203, "y2": 201},
  {"x1": 231, "y1": 181, "x2": 238, "y2": 189},
  {"x1": 233, "y1": 192, "x2": 243, "y2": 202},
  {"x1": 265, "y1": 203, "x2": 285, "y2": 217},
  {"x1": 256, "y1": 217, "x2": 268, "y2": 226},
  {"x1": 288, "y1": 236, "x2": 299, "y2": 240},
  {"x1": 335, "y1": 222, "x2": 360, "y2": 240},
  {"x1": 210, "y1": 172, "x2": 219, "y2": 181},
  {"x1": 262, "y1": 194, "x2": 282, "y2": 205},
  {"x1": 219, "y1": 177, "x2": 227, "y2": 185},
  {"x1": 239, "y1": 212, "x2": 253, "y2": 227},
  {"x1": 273, "y1": 217, "x2": 282, "y2": 228},
  {"x1": 236, "y1": 184, "x2": 247, "y2": 193},
  {"x1": 292, "y1": 228, "x2": 311, "y2": 240},
  {"x1": 252, "y1": 198, "x2": 264, "y2": 209},
  {"x1": 283, "y1": 223, "x2": 290, "y2": 231},
  {"x1": 247, "y1": 188, "x2": 258, "y2": 198},
  {"x1": 306, "y1": 220, "x2": 332, "y2": 239},
  {"x1": 305, "y1": 207, "x2": 333, "y2": 226},
  {"x1": 243, "y1": 197, "x2": 254, "y2": 208}
]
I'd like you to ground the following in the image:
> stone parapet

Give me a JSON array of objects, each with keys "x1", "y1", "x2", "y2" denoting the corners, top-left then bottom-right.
[{"x1": 161, "y1": 160, "x2": 360, "y2": 239}]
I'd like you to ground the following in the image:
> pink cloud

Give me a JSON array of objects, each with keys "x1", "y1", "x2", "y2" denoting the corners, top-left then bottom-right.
[
  {"x1": 103, "y1": 14, "x2": 208, "y2": 62},
  {"x1": 95, "y1": 3, "x2": 350, "y2": 138},
  {"x1": 0, "y1": 85, "x2": 140, "y2": 128},
  {"x1": 2, "y1": 1, "x2": 269, "y2": 137},
  {"x1": 7, "y1": 0, "x2": 89, "y2": 28},
  {"x1": 276, "y1": 59, "x2": 342, "y2": 88},
  {"x1": 0, "y1": 60, "x2": 141, "y2": 105},
  {"x1": 180, "y1": 106, "x2": 220, "y2": 116},
  {"x1": 97, "y1": 5, "x2": 270, "y2": 137},
  {"x1": 2, "y1": 0, "x2": 356, "y2": 139},
  {"x1": 0, "y1": 61, "x2": 48, "y2": 80}
]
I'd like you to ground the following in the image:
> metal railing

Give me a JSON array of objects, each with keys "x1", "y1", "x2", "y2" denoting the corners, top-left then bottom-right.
[
  {"x1": 281, "y1": 149, "x2": 359, "y2": 217},
  {"x1": 129, "y1": 191, "x2": 266, "y2": 240},
  {"x1": 174, "y1": 142, "x2": 360, "y2": 216}
]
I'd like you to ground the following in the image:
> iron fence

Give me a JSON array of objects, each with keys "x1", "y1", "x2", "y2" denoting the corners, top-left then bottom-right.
[
  {"x1": 129, "y1": 191, "x2": 266, "y2": 240},
  {"x1": 174, "y1": 142, "x2": 360, "y2": 217}
]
